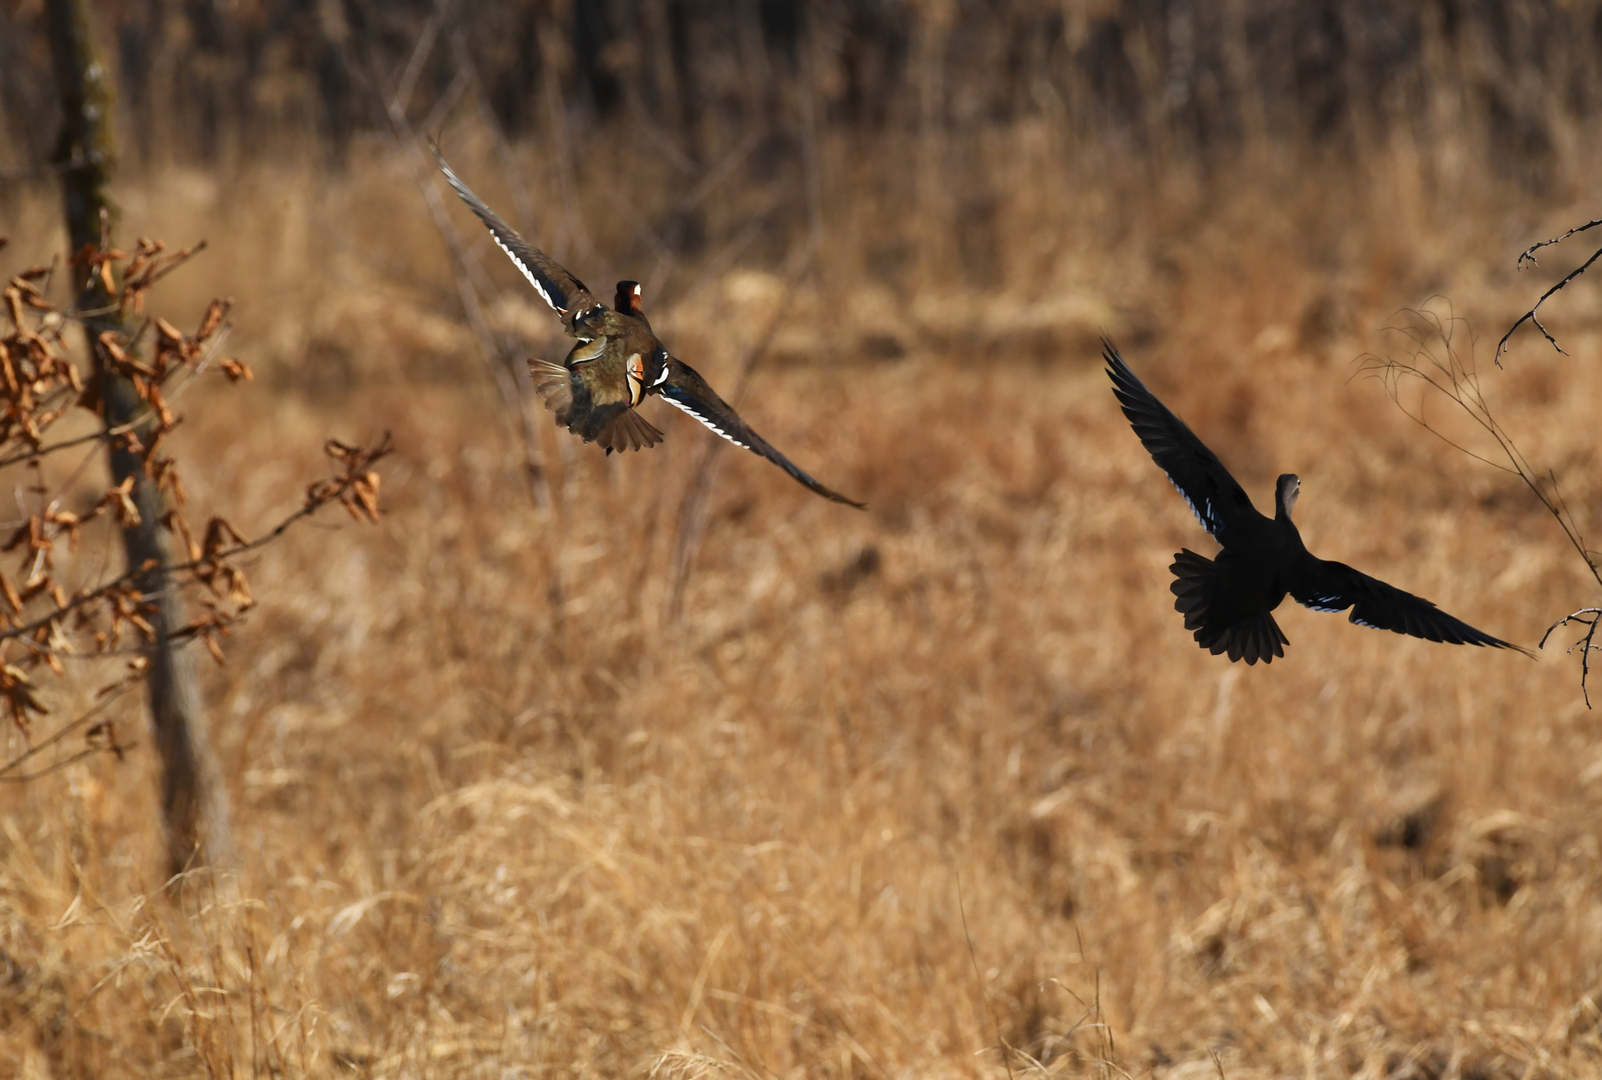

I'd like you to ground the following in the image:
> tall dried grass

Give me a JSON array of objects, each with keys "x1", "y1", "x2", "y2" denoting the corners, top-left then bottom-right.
[{"x1": 3, "y1": 48, "x2": 1602, "y2": 1080}]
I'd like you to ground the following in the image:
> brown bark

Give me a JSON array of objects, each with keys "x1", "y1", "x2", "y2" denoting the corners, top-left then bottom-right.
[{"x1": 45, "y1": 0, "x2": 231, "y2": 880}]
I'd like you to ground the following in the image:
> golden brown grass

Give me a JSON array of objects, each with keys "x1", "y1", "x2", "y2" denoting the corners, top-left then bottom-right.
[{"x1": 2, "y1": 130, "x2": 1602, "y2": 1078}]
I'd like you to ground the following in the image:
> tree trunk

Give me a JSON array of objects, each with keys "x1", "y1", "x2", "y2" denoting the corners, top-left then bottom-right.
[{"x1": 45, "y1": 0, "x2": 231, "y2": 881}]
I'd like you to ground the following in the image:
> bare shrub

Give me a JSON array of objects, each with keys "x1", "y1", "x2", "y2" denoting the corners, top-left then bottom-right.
[{"x1": 1372, "y1": 212, "x2": 1602, "y2": 705}]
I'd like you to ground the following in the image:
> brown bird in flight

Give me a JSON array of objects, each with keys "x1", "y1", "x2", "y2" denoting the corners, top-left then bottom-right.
[
  {"x1": 432, "y1": 145, "x2": 863, "y2": 508},
  {"x1": 1106, "y1": 340, "x2": 1526, "y2": 664}
]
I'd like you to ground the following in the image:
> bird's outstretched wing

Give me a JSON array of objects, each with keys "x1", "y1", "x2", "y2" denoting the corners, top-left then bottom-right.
[
  {"x1": 1290, "y1": 557, "x2": 1528, "y2": 652},
  {"x1": 654, "y1": 359, "x2": 865, "y2": 508},
  {"x1": 432, "y1": 144, "x2": 600, "y2": 331},
  {"x1": 1105, "y1": 341, "x2": 1257, "y2": 540}
]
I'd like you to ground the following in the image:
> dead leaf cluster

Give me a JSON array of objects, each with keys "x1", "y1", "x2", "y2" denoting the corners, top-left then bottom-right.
[{"x1": 0, "y1": 234, "x2": 388, "y2": 778}]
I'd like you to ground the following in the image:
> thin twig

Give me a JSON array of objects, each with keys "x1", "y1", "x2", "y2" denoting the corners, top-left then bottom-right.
[
  {"x1": 666, "y1": 245, "x2": 814, "y2": 620},
  {"x1": 456, "y1": 39, "x2": 538, "y2": 235},
  {"x1": 622, "y1": 86, "x2": 698, "y2": 177},
  {"x1": 1517, "y1": 217, "x2": 1602, "y2": 269},
  {"x1": 677, "y1": 130, "x2": 763, "y2": 214},
  {"x1": 129, "y1": 240, "x2": 209, "y2": 293},
  {"x1": 955, "y1": 868, "x2": 1016, "y2": 1080},
  {"x1": 0, "y1": 746, "x2": 108, "y2": 782},
  {"x1": 421, "y1": 68, "x2": 470, "y2": 137},
  {"x1": 0, "y1": 682, "x2": 135, "y2": 779},
  {"x1": 1495, "y1": 216, "x2": 1602, "y2": 364},
  {"x1": 669, "y1": 195, "x2": 785, "y2": 310},
  {"x1": 0, "y1": 435, "x2": 391, "y2": 649},
  {"x1": 1495, "y1": 245, "x2": 1602, "y2": 363},
  {"x1": 356, "y1": 19, "x2": 551, "y2": 511},
  {"x1": 1367, "y1": 306, "x2": 1599, "y2": 585},
  {"x1": 1367, "y1": 306, "x2": 1596, "y2": 696},
  {"x1": 667, "y1": 78, "x2": 828, "y2": 620},
  {"x1": 388, "y1": 11, "x2": 440, "y2": 118},
  {"x1": 1540, "y1": 610, "x2": 1602, "y2": 708},
  {"x1": 0, "y1": 322, "x2": 234, "y2": 471}
]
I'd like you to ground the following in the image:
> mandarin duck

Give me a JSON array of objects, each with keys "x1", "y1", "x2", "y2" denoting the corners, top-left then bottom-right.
[{"x1": 433, "y1": 146, "x2": 863, "y2": 508}]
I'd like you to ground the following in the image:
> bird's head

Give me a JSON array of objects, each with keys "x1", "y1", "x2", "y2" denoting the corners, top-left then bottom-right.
[
  {"x1": 615, "y1": 280, "x2": 645, "y2": 317},
  {"x1": 1275, "y1": 473, "x2": 1300, "y2": 521}
]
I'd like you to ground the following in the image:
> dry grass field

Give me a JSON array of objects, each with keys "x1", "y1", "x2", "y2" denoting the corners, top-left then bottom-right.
[{"x1": 5, "y1": 48, "x2": 1602, "y2": 1079}]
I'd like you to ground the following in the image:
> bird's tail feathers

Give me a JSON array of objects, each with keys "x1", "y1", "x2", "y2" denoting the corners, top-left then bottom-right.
[
  {"x1": 528, "y1": 359, "x2": 574, "y2": 425},
  {"x1": 1169, "y1": 549, "x2": 1216, "y2": 632},
  {"x1": 596, "y1": 409, "x2": 665, "y2": 454},
  {"x1": 1169, "y1": 549, "x2": 1288, "y2": 665},
  {"x1": 1208, "y1": 611, "x2": 1288, "y2": 665}
]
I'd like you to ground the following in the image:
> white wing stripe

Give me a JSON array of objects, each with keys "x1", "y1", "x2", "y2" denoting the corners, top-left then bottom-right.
[
  {"x1": 661, "y1": 396, "x2": 752, "y2": 451},
  {"x1": 437, "y1": 156, "x2": 568, "y2": 312},
  {"x1": 490, "y1": 236, "x2": 560, "y2": 312},
  {"x1": 1164, "y1": 474, "x2": 1221, "y2": 536}
]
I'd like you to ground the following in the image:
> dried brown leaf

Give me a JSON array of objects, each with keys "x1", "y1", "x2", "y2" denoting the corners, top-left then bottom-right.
[
  {"x1": 0, "y1": 573, "x2": 22, "y2": 615},
  {"x1": 196, "y1": 298, "x2": 230, "y2": 341}
]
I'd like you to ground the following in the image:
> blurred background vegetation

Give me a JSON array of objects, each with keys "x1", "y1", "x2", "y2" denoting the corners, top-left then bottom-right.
[
  {"x1": 8, "y1": 0, "x2": 1599, "y2": 178},
  {"x1": 6, "y1": 0, "x2": 1600, "y2": 310},
  {"x1": 3, "y1": 2, "x2": 1602, "y2": 1078}
]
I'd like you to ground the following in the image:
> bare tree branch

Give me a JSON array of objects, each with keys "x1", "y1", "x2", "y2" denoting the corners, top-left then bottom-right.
[
  {"x1": 1366, "y1": 304, "x2": 1601, "y2": 700},
  {"x1": 1540, "y1": 610, "x2": 1602, "y2": 709},
  {"x1": 666, "y1": 242, "x2": 817, "y2": 622},
  {"x1": 665, "y1": 57, "x2": 830, "y2": 622},
  {"x1": 1368, "y1": 306, "x2": 1600, "y2": 588},
  {"x1": 1516, "y1": 217, "x2": 1602, "y2": 269},
  {"x1": 1495, "y1": 217, "x2": 1602, "y2": 364},
  {"x1": 0, "y1": 434, "x2": 392, "y2": 651},
  {"x1": 346, "y1": 1, "x2": 552, "y2": 512},
  {"x1": 0, "y1": 682, "x2": 135, "y2": 780}
]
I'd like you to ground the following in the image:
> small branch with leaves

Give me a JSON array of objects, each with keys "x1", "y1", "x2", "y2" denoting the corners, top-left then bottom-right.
[{"x1": 0, "y1": 233, "x2": 390, "y2": 781}]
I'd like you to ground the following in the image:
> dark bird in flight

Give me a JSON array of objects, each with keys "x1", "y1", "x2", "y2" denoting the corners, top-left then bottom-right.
[
  {"x1": 1105, "y1": 341, "x2": 1526, "y2": 664},
  {"x1": 432, "y1": 146, "x2": 863, "y2": 508}
]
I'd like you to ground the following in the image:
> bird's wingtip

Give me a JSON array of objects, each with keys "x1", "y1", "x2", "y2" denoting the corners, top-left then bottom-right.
[
  {"x1": 815, "y1": 484, "x2": 867, "y2": 510},
  {"x1": 428, "y1": 140, "x2": 475, "y2": 197},
  {"x1": 1102, "y1": 338, "x2": 1138, "y2": 387}
]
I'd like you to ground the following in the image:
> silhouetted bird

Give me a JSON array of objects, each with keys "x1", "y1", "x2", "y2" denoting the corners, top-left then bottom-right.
[
  {"x1": 1105, "y1": 341, "x2": 1525, "y2": 664},
  {"x1": 433, "y1": 146, "x2": 863, "y2": 508}
]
